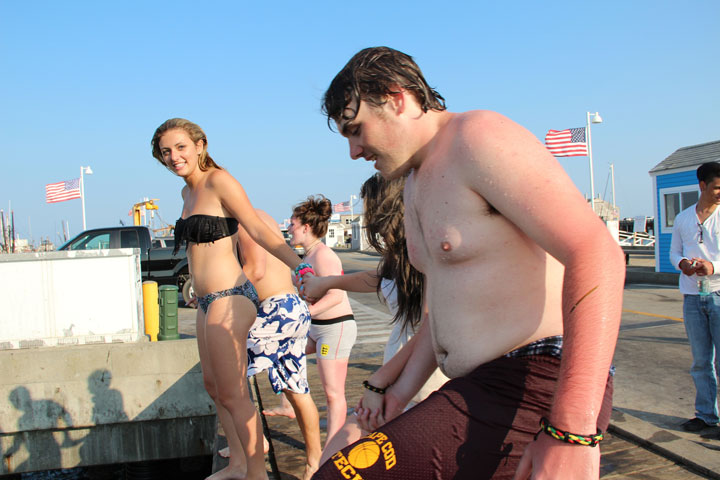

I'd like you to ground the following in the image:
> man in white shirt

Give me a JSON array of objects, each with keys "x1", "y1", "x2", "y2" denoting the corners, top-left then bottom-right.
[{"x1": 670, "y1": 161, "x2": 720, "y2": 433}]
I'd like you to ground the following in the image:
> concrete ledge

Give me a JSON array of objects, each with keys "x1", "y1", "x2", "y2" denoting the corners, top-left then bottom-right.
[
  {"x1": 1, "y1": 416, "x2": 215, "y2": 474},
  {"x1": 0, "y1": 339, "x2": 215, "y2": 474},
  {"x1": 610, "y1": 409, "x2": 720, "y2": 479}
]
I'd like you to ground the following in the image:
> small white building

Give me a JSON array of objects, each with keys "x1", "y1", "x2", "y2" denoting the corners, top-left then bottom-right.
[
  {"x1": 351, "y1": 215, "x2": 376, "y2": 251},
  {"x1": 327, "y1": 212, "x2": 363, "y2": 249},
  {"x1": 325, "y1": 223, "x2": 347, "y2": 248}
]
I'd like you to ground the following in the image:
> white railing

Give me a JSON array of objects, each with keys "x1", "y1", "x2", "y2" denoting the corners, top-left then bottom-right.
[{"x1": 618, "y1": 230, "x2": 655, "y2": 247}]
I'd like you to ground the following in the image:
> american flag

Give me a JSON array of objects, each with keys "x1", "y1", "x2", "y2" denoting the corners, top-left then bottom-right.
[
  {"x1": 544, "y1": 127, "x2": 588, "y2": 157},
  {"x1": 46, "y1": 178, "x2": 81, "y2": 203},
  {"x1": 333, "y1": 201, "x2": 351, "y2": 213}
]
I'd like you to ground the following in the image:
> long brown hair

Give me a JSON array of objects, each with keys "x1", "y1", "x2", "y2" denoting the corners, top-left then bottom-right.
[
  {"x1": 361, "y1": 173, "x2": 424, "y2": 330},
  {"x1": 151, "y1": 118, "x2": 222, "y2": 171}
]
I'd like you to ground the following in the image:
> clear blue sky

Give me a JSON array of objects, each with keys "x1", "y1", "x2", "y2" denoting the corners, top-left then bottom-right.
[{"x1": 2, "y1": 1, "x2": 718, "y2": 245}]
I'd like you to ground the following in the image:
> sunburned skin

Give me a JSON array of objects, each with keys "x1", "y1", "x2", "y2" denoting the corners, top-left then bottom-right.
[{"x1": 401, "y1": 112, "x2": 570, "y2": 379}]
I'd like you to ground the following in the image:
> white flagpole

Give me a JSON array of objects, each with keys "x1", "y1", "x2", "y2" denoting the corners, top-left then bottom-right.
[
  {"x1": 585, "y1": 112, "x2": 603, "y2": 214},
  {"x1": 586, "y1": 112, "x2": 596, "y2": 213},
  {"x1": 349, "y1": 194, "x2": 358, "y2": 250},
  {"x1": 80, "y1": 166, "x2": 87, "y2": 230},
  {"x1": 610, "y1": 163, "x2": 616, "y2": 208},
  {"x1": 80, "y1": 166, "x2": 93, "y2": 230}
]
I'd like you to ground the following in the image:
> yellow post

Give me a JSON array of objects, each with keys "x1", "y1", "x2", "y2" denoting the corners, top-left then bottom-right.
[{"x1": 142, "y1": 281, "x2": 159, "y2": 341}]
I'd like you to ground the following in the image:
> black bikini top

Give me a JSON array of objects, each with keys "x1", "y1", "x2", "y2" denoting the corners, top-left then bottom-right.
[{"x1": 173, "y1": 215, "x2": 239, "y2": 255}]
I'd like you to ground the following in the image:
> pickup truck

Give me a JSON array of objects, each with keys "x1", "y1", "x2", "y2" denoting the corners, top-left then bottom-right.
[{"x1": 59, "y1": 226, "x2": 193, "y2": 302}]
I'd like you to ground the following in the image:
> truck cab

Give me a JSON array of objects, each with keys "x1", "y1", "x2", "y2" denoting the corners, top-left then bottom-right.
[
  {"x1": 59, "y1": 226, "x2": 188, "y2": 291},
  {"x1": 62, "y1": 227, "x2": 150, "y2": 252}
]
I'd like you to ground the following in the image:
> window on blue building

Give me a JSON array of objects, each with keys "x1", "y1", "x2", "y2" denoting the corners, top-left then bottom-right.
[{"x1": 662, "y1": 189, "x2": 699, "y2": 230}]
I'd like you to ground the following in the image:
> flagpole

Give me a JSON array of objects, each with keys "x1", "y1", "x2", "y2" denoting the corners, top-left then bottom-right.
[
  {"x1": 586, "y1": 112, "x2": 603, "y2": 214},
  {"x1": 586, "y1": 112, "x2": 596, "y2": 213},
  {"x1": 80, "y1": 166, "x2": 93, "y2": 230},
  {"x1": 80, "y1": 166, "x2": 87, "y2": 230},
  {"x1": 610, "y1": 163, "x2": 616, "y2": 208}
]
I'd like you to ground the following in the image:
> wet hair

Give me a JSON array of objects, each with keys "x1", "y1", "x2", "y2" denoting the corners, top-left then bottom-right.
[
  {"x1": 361, "y1": 173, "x2": 424, "y2": 330},
  {"x1": 697, "y1": 162, "x2": 720, "y2": 184},
  {"x1": 150, "y1": 118, "x2": 222, "y2": 171},
  {"x1": 292, "y1": 195, "x2": 332, "y2": 238},
  {"x1": 322, "y1": 46, "x2": 446, "y2": 129}
]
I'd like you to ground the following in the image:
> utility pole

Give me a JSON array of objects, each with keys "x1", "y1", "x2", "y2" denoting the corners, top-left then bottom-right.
[{"x1": 0, "y1": 210, "x2": 6, "y2": 253}]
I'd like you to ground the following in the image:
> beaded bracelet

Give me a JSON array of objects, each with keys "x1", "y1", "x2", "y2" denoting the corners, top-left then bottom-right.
[
  {"x1": 536, "y1": 417, "x2": 604, "y2": 447},
  {"x1": 294, "y1": 262, "x2": 315, "y2": 280},
  {"x1": 362, "y1": 380, "x2": 386, "y2": 395},
  {"x1": 297, "y1": 267, "x2": 314, "y2": 277},
  {"x1": 294, "y1": 262, "x2": 312, "y2": 276}
]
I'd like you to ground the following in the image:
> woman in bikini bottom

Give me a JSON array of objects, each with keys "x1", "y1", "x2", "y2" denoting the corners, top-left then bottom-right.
[{"x1": 152, "y1": 118, "x2": 307, "y2": 480}]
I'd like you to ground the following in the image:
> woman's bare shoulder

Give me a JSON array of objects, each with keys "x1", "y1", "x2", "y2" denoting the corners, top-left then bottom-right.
[
  {"x1": 206, "y1": 168, "x2": 236, "y2": 186},
  {"x1": 312, "y1": 245, "x2": 343, "y2": 274}
]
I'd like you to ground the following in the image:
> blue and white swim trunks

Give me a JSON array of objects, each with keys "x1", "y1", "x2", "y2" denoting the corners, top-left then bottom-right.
[{"x1": 247, "y1": 293, "x2": 311, "y2": 394}]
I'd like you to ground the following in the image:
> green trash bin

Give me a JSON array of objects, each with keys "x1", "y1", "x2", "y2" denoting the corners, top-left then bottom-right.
[{"x1": 158, "y1": 285, "x2": 180, "y2": 341}]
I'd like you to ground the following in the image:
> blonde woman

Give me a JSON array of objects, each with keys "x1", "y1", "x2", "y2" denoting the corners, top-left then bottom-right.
[
  {"x1": 238, "y1": 209, "x2": 321, "y2": 480},
  {"x1": 151, "y1": 118, "x2": 312, "y2": 480}
]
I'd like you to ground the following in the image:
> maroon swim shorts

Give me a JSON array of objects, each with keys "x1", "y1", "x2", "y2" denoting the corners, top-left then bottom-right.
[{"x1": 312, "y1": 351, "x2": 613, "y2": 479}]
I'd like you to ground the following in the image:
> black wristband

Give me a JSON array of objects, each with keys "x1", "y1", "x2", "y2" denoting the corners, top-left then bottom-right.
[{"x1": 362, "y1": 380, "x2": 386, "y2": 394}]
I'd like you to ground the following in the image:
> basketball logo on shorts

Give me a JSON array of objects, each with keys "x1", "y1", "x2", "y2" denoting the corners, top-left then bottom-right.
[
  {"x1": 347, "y1": 441, "x2": 380, "y2": 469},
  {"x1": 320, "y1": 344, "x2": 330, "y2": 356}
]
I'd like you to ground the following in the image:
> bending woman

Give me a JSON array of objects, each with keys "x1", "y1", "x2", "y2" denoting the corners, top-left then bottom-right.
[
  {"x1": 239, "y1": 209, "x2": 321, "y2": 480},
  {"x1": 151, "y1": 118, "x2": 311, "y2": 480},
  {"x1": 301, "y1": 174, "x2": 448, "y2": 464},
  {"x1": 287, "y1": 196, "x2": 357, "y2": 446}
]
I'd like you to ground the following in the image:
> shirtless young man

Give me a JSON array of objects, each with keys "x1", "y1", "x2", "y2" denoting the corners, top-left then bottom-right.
[
  {"x1": 311, "y1": 47, "x2": 625, "y2": 479},
  {"x1": 237, "y1": 209, "x2": 322, "y2": 479}
]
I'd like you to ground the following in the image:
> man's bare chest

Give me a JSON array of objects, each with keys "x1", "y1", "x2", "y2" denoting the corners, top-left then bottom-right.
[{"x1": 405, "y1": 169, "x2": 501, "y2": 270}]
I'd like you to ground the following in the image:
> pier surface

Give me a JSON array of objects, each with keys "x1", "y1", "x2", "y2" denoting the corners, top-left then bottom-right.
[
  {"x1": 245, "y1": 341, "x2": 718, "y2": 479},
  {"x1": 2, "y1": 250, "x2": 720, "y2": 478},
  {"x1": 210, "y1": 252, "x2": 719, "y2": 479}
]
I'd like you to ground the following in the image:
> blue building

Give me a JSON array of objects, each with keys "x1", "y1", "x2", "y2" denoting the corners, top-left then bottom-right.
[{"x1": 649, "y1": 140, "x2": 720, "y2": 273}]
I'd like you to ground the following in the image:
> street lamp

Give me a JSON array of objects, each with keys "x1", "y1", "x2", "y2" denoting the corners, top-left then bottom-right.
[
  {"x1": 586, "y1": 112, "x2": 603, "y2": 213},
  {"x1": 349, "y1": 194, "x2": 358, "y2": 221},
  {"x1": 80, "y1": 166, "x2": 93, "y2": 230}
]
